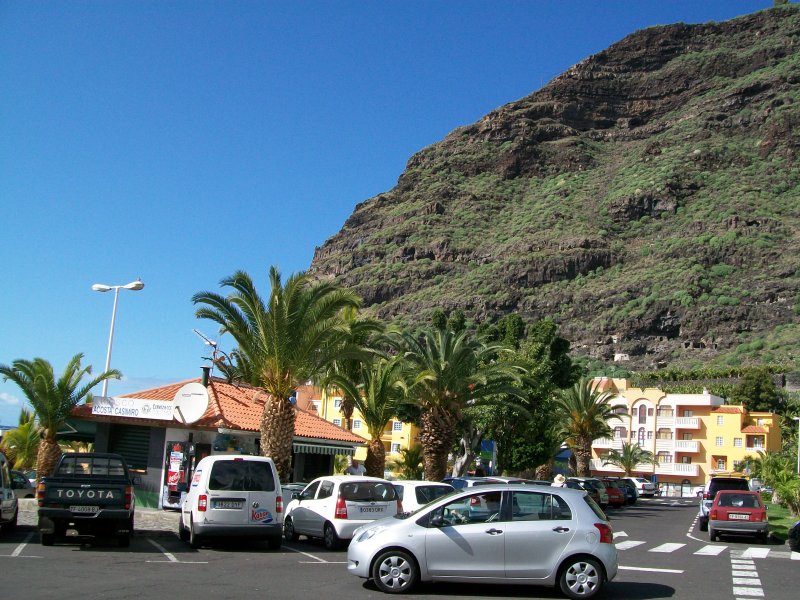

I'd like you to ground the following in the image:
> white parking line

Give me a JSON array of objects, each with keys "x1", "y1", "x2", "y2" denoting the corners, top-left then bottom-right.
[
  {"x1": 145, "y1": 538, "x2": 208, "y2": 564},
  {"x1": 612, "y1": 531, "x2": 628, "y2": 539},
  {"x1": 11, "y1": 532, "x2": 34, "y2": 557},
  {"x1": 284, "y1": 545, "x2": 328, "y2": 563},
  {"x1": 615, "y1": 540, "x2": 645, "y2": 550},
  {"x1": 618, "y1": 565, "x2": 683, "y2": 574}
]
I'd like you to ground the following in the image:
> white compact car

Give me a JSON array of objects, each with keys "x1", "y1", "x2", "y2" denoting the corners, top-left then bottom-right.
[
  {"x1": 623, "y1": 477, "x2": 656, "y2": 497},
  {"x1": 179, "y1": 455, "x2": 283, "y2": 549},
  {"x1": 283, "y1": 475, "x2": 400, "y2": 549},
  {"x1": 392, "y1": 481, "x2": 454, "y2": 513},
  {"x1": 347, "y1": 484, "x2": 618, "y2": 599},
  {"x1": 1, "y1": 453, "x2": 19, "y2": 533}
]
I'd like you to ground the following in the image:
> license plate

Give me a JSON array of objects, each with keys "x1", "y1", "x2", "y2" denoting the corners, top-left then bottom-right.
[
  {"x1": 359, "y1": 506, "x2": 384, "y2": 513},
  {"x1": 70, "y1": 505, "x2": 99, "y2": 514},
  {"x1": 212, "y1": 500, "x2": 244, "y2": 510},
  {"x1": 729, "y1": 513, "x2": 750, "y2": 520}
]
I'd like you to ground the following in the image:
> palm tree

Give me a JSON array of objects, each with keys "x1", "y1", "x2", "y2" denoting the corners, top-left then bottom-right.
[
  {"x1": 320, "y1": 307, "x2": 384, "y2": 430},
  {"x1": 553, "y1": 377, "x2": 621, "y2": 476},
  {"x1": 332, "y1": 356, "x2": 407, "y2": 477},
  {"x1": 0, "y1": 409, "x2": 41, "y2": 470},
  {"x1": 389, "y1": 326, "x2": 526, "y2": 481},
  {"x1": 739, "y1": 451, "x2": 798, "y2": 505},
  {"x1": 193, "y1": 266, "x2": 362, "y2": 481},
  {"x1": 389, "y1": 445, "x2": 424, "y2": 480},
  {"x1": 602, "y1": 441, "x2": 654, "y2": 475},
  {"x1": 0, "y1": 354, "x2": 120, "y2": 479}
]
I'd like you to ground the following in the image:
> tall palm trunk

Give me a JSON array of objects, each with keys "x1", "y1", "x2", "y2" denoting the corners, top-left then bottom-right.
[
  {"x1": 575, "y1": 440, "x2": 592, "y2": 476},
  {"x1": 36, "y1": 434, "x2": 63, "y2": 479},
  {"x1": 260, "y1": 395, "x2": 296, "y2": 481},
  {"x1": 419, "y1": 408, "x2": 457, "y2": 481},
  {"x1": 340, "y1": 397, "x2": 355, "y2": 431},
  {"x1": 365, "y1": 438, "x2": 386, "y2": 478}
]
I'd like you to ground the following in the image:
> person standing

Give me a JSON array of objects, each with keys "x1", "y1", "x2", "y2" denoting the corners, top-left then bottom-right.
[{"x1": 344, "y1": 458, "x2": 366, "y2": 475}]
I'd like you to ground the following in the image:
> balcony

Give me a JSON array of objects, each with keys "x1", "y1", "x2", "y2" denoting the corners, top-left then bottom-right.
[
  {"x1": 655, "y1": 439, "x2": 675, "y2": 452},
  {"x1": 655, "y1": 463, "x2": 698, "y2": 477},
  {"x1": 590, "y1": 459, "x2": 623, "y2": 473},
  {"x1": 675, "y1": 440, "x2": 699, "y2": 453},
  {"x1": 594, "y1": 437, "x2": 613, "y2": 448},
  {"x1": 675, "y1": 417, "x2": 700, "y2": 430}
]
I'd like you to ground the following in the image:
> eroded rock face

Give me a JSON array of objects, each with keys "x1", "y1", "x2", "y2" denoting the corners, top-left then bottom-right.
[{"x1": 309, "y1": 6, "x2": 800, "y2": 370}]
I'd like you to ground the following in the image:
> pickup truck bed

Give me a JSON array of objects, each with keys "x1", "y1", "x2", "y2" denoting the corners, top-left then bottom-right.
[{"x1": 37, "y1": 452, "x2": 135, "y2": 546}]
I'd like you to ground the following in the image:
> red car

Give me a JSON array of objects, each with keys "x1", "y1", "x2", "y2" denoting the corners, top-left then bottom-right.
[
  {"x1": 709, "y1": 490, "x2": 769, "y2": 543},
  {"x1": 601, "y1": 479, "x2": 627, "y2": 508}
]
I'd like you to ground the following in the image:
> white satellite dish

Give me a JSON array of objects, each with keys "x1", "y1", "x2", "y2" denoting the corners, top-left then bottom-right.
[{"x1": 173, "y1": 382, "x2": 210, "y2": 424}]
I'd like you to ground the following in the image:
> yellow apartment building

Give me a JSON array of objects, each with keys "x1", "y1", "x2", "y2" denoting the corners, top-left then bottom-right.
[
  {"x1": 589, "y1": 378, "x2": 781, "y2": 494},
  {"x1": 296, "y1": 385, "x2": 421, "y2": 472}
]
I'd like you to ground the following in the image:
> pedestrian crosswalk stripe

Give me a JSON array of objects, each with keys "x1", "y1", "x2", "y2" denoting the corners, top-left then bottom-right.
[
  {"x1": 695, "y1": 545, "x2": 727, "y2": 555},
  {"x1": 792, "y1": 551, "x2": 800, "y2": 561},
  {"x1": 732, "y1": 570, "x2": 760, "y2": 577},
  {"x1": 613, "y1": 531, "x2": 628, "y2": 539},
  {"x1": 737, "y1": 548, "x2": 769, "y2": 559},
  {"x1": 649, "y1": 543, "x2": 686, "y2": 553},
  {"x1": 615, "y1": 540, "x2": 646, "y2": 550},
  {"x1": 732, "y1": 587, "x2": 764, "y2": 597},
  {"x1": 733, "y1": 578, "x2": 761, "y2": 586}
]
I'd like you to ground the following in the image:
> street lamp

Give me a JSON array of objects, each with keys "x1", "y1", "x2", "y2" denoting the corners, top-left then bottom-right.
[
  {"x1": 794, "y1": 416, "x2": 800, "y2": 476},
  {"x1": 92, "y1": 279, "x2": 144, "y2": 398}
]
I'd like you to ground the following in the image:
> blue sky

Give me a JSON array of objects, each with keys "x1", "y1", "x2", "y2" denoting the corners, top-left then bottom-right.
[{"x1": 0, "y1": 0, "x2": 777, "y2": 426}]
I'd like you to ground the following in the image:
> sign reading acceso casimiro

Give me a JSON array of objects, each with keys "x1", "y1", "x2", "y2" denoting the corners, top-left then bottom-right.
[{"x1": 91, "y1": 396, "x2": 175, "y2": 420}]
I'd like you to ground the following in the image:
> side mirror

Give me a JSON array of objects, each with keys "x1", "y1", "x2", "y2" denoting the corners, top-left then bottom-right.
[
  {"x1": 292, "y1": 493, "x2": 301, "y2": 501},
  {"x1": 430, "y1": 514, "x2": 444, "y2": 528},
  {"x1": 131, "y1": 475, "x2": 142, "y2": 485}
]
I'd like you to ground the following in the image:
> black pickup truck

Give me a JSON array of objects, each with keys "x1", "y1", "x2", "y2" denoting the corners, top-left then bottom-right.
[{"x1": 37, "y1": 452, "x2": 136, "y2": 547}]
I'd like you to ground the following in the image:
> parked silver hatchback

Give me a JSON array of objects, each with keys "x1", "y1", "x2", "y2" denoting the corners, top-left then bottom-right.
[{"x1": 347, "y1": 484, "x2": 617, "y2": 599}]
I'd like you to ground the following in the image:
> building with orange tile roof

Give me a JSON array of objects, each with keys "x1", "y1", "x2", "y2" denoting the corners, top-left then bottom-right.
[{"x1": 69, "y1": 372, "x2": 366, "y2": 508}]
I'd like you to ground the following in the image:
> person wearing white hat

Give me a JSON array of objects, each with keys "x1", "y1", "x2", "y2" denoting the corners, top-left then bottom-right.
[{"x1": 552, "y1": 473, "x2": 566, "y2": 487}]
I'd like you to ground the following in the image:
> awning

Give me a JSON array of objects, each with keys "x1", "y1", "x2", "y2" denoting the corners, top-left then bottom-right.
[
  {"x1": 293, "y1": 442, "x2": 355, "y2": 456},
  {"x1": 57, "y1": 419, "x2": 97, "y2": 441}
]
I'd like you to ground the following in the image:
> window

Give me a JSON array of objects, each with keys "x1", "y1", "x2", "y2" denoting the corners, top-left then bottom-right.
[
  {"x1": 716, "y1": 458, "x2": 726, "y2": 470},
  {"x1": 681, "y1": 456, "x2": 692, "y2": 464},
  {"x1": 682, "y1": 433, "x2": 693, "y2": 440},
  {"x1": 434, "y1": 491, "x2": 503, "y2": 526},
  {"x1": 333, "y1": 398, "x2": 342, "y2": 408},
  {"x1": 208, "y1": 460, "x2": 276, "y2": 492},
  {"x1": 657, "y1": 407, "x2": 674, "y2": 417},
  {"x1": 716, "y1": 415, "x2": 724, "y2": 426},
  {"x1": 757, "y1": 418, "x2": 765, "y2": 426},
  {"x1": 612, "y1": 406, "x2": 626, "y2": 414},
  {"x1": 648, "y1": 408, "x2": 654, "y2": 417},
  {"x1": 683, "y1": 410, "x2": 693, "y2": 417},
  {"x1": 390, "y1": 443, "x2": 401, "y2": 454},
  {"x1": 715, "y1": 436, "x2": 723, "y2": 447},
  {"x1": 647, "y1": 431, "x2": 653, "y2": 440},
  {"x1": 734, "y1": 438, "x2": 742, "y2": 447},
  {"x1": 333, "y1": 418, "x2": 342, "y2": 427},
  {"x1": 656, "y1": 452, "x2": 672, "y2": 464},
  {"x1": 510, "y1": 491, "x2": 572, "y2": 522},
  {"x1": 656, "y1": 428, "x2": 673, "y2": 440},
  {"x1": 318, "y1": 481, "x2": 334, "y2": 499},
  {"x1": 637, "y1": 428, "x2": 646, "y2": 445},
  {"x1": 639, "y1": 407, "x2": 646, "y2": 424},
  {"x1": 393, "y1": 421, "x2": 403, "y2": 432},
  {"x1": 301, "y1": 481, "x2": 320, "y2": 500},
  {"x1": 353, "y1": 419, "x2": 362, "y2": 429},
  {"x1": 613, "y1": 426, "x2": 627, "y2": 439},
  {"x1": 733, "y1": 460, "x2": 742, "y2": 471}
]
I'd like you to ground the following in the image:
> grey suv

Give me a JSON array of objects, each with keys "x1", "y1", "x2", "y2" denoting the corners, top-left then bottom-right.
[{"x1": 698, "y1": 476, "x2": 749, "y2": 531}]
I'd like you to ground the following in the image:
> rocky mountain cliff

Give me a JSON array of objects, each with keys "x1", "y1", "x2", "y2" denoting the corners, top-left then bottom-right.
[{"x1": 309, "y1": 5, "x2": 800, "y2": 372}]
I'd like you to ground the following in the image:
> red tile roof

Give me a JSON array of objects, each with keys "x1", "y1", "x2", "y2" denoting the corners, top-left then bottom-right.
[
  {"x1": 712, "y1": 406, "x2": 742, "y2": 414},
  {"x1": 72, "y1": 377, "x2": 366, "y2": 445},
  {"x1": 741, "y1": 425, "x2": 768, "y2": 434}
]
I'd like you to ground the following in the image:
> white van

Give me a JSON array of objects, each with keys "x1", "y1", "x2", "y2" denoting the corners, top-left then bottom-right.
[
  {"x1": 179, "y1": 455, "x2": 283, "y2": 549},
  {"x1": 1, "y1": 452, "x2": 20, "y2": 533}
]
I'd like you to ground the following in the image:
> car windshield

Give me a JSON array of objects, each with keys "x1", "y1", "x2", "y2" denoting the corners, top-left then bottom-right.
[
  {"x1": 56, "y1": 455, "x2": 126, "y2": 476},
  {"x1": 340, "y1": 481, "x2": 397, "y2": 502},
  {"x1": 208, "y1": 460, "x2": 276, "y2": 491}
]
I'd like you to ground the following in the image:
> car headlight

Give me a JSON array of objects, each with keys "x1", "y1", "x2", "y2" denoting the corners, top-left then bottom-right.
[{"x1": 356, "y1": 525, "x2": 388, "y2": 543}]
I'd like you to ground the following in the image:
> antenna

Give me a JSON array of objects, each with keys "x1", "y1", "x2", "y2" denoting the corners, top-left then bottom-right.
[{"x1": 193, "y1": 329, "x2": 217, "y2": 347}]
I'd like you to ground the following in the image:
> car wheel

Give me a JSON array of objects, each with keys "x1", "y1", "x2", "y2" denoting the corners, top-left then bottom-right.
[
  {"x1": 372, "y1": 549, "x2": 419, "y2": 594},
  {"x1": 559, "y1": 557, "x2": 604, "y2": 599},
  {"x1": 709, "y1": 528, "x2": 717, "y2": 542},
  {"x1": 267, "y1": 535, "x2": 282, "y2": 550},
  {"x1": 5, "y1": 507, "x2": 18, "y2": 532},
  {"x1": 323, "y1": 522, "x2": 341, "y2": 551},
  {"x1": 41, "y1": 533, "x2": 55, "y2": 546},
  {"x1": 284, "y1": 517, "x2": 300, "y2": 542},
  {"x1": 189, "y1": 516, "x2": 203, "y2": 549},
  {"x1": 757, "y1": 531, "x2": 768, "y2": 544},
  {"x1": 699, "y1": 517, "x2": 708, "y2": 532},
  {"x1": 178, "y1": 517, "x2": 190, "y2": 542}
]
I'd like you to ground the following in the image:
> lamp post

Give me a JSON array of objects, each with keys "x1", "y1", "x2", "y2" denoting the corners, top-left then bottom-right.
[
  {"x1": 794, "y1": 416, "x2": 800, "y2": 475},
  {"x1": 92, "y1": 279, "x2": 144, "y2": 398}
]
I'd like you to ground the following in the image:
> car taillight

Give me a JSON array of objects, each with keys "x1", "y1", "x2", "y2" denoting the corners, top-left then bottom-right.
[
  {"x1": 36, "y1": 482, "x2": 46, "y2": 507},
  {"x1": 397, "y1": 499, "x2": 403, "y2": 514},
  {"x1": 125, "y1": 485, "x2": 133, "y2": 510},
  {"x1": 335, "y1": 495, "x2": 348, "y2": 519},
  {"x1": 276, "y1": 495, "x2": 283, "y2": 514},
  {"x1": 198, "y1": 494, "x2": 207, "y2": 512},
  {"x1": 759, "y1": 511, "x2": 767, "y2": 522},
  {"x1": 710, "y1": 509, "x2": 717, "y2": 520},
  {"x1": 594, "y1": 523, "x2": 613, "y2": 544},
  {"x1": 703, "y1": 492, "x2": 710, "y2": 500}
]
